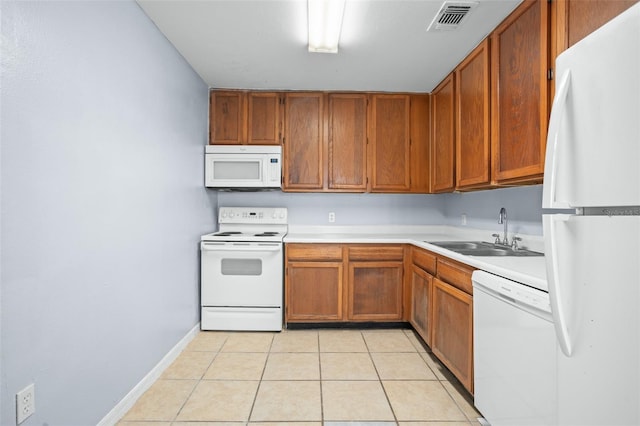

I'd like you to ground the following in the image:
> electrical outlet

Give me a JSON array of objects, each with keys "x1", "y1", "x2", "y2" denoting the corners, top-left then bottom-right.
[
  {"x1": 16, "y1": 383, "x2": 35, "y2": 424},
  {"x1": 328, "y1": 212, "x2": 336, "y2": 223},
  {"x1": 461, "y1": 213, "x2": 467, "y2": 225}
]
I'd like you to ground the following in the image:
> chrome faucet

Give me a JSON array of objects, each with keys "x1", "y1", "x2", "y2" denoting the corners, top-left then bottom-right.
[{"x1": 498, "y1": 207, "x2": 509, "y2": 245}]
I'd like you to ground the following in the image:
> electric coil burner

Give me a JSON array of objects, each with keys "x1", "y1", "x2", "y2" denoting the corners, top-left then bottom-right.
[{"x1": 200, "y1": 207, "x2": 287, "y2": 331}]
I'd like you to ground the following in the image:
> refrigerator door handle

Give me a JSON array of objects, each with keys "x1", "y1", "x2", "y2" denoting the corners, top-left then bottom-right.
[
  {"x1": 542, "y1": 69, "x2": 572, "y2": 209},
  {"x1": 544, "y1": 214, "x2": 573, "y2": 356}
]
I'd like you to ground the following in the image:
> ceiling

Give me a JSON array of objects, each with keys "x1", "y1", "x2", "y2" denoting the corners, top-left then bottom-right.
[{"x1": 137, "y1": 0, "x2": 522, "y2": 93}]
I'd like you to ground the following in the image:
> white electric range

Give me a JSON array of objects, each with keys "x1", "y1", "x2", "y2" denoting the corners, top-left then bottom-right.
[{"x1": 200, "y1": 207, "x2": 287, "y2": 331}]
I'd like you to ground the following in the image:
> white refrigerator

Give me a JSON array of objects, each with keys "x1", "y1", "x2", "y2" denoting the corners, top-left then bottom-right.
[{"x1": 542, "y1": 3, "x2": 640, "y2": 425}]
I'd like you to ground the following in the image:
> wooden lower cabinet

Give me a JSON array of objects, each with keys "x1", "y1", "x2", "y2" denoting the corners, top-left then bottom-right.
[
  {"x1": 348, "y1": 260, "x2": 404, "y2": 320},
  {"x1": 410, "y1": 264, "x2": 433, "y2": 346},
  {"x1": 431, "y1": 277, "x2": 474, "y2": 393},
  {"x1": 286, "y1": 261, "x2": 343, "y2": 321},
  {"x1": 285, "y1": 243, "x2": 404, "y2": 322},
  {"x1": 285, "y1": 242, "x2": 476, "y2": 395}
]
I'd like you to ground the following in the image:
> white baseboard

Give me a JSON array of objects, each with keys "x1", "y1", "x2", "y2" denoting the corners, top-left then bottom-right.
[{"x1": 97, "y1": 322, "x2": 201, "y2": 426}]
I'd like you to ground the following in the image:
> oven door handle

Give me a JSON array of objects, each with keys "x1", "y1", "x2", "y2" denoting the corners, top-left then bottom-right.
[{"x1": 201, "y1": 243, "x2": 282, "y2": 252}]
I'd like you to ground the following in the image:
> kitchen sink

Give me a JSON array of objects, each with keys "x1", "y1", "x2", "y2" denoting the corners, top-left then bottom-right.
[
  {"x1": 428, "y1": 241, "x2": 488, "y2": 250},
  {"x1": 427, "y1": 241, "x2": 543, "y2": 257}
]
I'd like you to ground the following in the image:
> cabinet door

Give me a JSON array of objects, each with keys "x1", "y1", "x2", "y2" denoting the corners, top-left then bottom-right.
[
  {"x1": 348, "y1": 261, "x2": 404, "y2": 320},
  {"x1": 411, "y1": 264, "x2": 433, "y2": 346},
  {"x1": 491, "y1": 0, "x2": 549, "y2": 183},
  {"x1": 247, "y1": 92, "x2": 281, "y2": 145},
  {"x1": 368, "y1": 94, "x2": 411, "y2": 192},
  {"x1": 286, "y1": 261, "x2": 343, "y2": 321},
  {"x1": 283, "y1": 93, "x2": 324, "y2": 190},
  {"x1": 554, "y1": 0, "x2": 637, "y2": 54},
  {"x1": 455, "y1": 39, "x2": 491, "y2": 189},
  {"x1": 432, "y1": 277, "x2": 474, "y2": 393},
  {"x1": 431, "y1": 74, "x2": 456, "y2": 193},
  {"x1": 210, "y1": 91, "x2": 244, "y2": 145},
  {"x1": 328, "y1": 93, "x2": 368, "y2": 191},
  {"x1": 410, "y1": 94, "x2": 431, "y2": 193}
]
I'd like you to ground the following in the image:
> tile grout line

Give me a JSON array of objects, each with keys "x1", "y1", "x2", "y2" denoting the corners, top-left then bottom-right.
[
  {"x1": 362, "y1": 330, "x2": 400, "y2": 426},
  {"x1": 246, "y1": 332, "x2": 276, "y2": 423},
  {"x1": 318, "y1": 330, "x2": 325, "y2": 424},
  {"x1": 171, "y1": 333, "x2": 229, "y2": 423}
]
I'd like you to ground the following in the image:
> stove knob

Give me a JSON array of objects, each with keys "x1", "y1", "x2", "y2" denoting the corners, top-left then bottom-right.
[
  {"x1": 272, "y1": 212, "x2": 277, "y2": 218},
  {"x1": 221, "y1": 211, "x2": 227, "y2": 218},
  {"x1": 229, "y1": 212, "x2": 235, "y2": 218},
  {"x1": 279, "y1": 212, "x2": 286, "y2": 219}
]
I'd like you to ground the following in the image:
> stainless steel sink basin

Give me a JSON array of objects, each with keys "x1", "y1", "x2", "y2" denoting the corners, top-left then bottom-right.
[
  {"x1": 427, "y1": 241, "x2": 543, "y2": 257},
  {"x1": 428, "y1": 241, "x2": 488, "y2": 250}
]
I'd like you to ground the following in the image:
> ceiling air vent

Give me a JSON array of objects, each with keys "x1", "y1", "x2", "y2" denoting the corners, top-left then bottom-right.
[{"x1": 427, "y1": 1, "x2": 478, "y2": 31}]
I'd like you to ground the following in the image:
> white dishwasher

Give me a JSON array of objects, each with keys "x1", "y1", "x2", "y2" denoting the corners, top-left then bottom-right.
[{"x1": 472, "y1": 270, "x2": 556, "y2": 426}]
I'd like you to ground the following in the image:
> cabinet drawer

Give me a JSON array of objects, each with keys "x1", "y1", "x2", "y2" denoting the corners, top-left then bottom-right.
[
  {"x1": 412, "y1": 247, "x2": 437, "y2": 274},
  {"x1": 286, "y1": 244, "x2": 343, "y2": 261},
  {"x1": 437, "y1": 258, "x2": 474, "y2": 294},
  {"x1": 348, "y1": 245, "x2": 404, "y2": 261}
]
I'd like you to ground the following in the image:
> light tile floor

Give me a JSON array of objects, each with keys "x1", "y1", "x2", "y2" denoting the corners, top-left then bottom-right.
[{"x1": 119, "y1": 328, "x2": 482, "y2": 425}]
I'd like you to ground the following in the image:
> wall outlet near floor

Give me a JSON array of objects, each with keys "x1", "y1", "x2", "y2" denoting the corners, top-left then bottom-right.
[
  {"x1": 328, "y1": 212, "x2": 336, "y2": 223},
  {"x1": 16, "y1": 383, "x2": 35, "y2": 424}
]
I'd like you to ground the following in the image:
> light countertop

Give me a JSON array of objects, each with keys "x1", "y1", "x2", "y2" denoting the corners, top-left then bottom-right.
[{"x1": 284, "y1": 225, "x2": 548, "y2": 292}]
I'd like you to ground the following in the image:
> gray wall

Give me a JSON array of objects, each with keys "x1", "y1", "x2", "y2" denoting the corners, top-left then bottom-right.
[
  {"x1": 218, "y1": 187, "x2": 543, "y2": 234},
  {"x1": 218, "y1": 192, "x2": 448, "y2": 225},
  {"x1": 443, "y1": 185, "x2": 544, "y2": 236},
  {"x1": 0, "y1": 1, "x2": 216, "y2": 425}
]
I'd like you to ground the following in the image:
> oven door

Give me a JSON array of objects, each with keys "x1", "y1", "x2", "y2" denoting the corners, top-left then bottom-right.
[{"x1": 201, "y1": 242, "x2": 283, "y2": 307}]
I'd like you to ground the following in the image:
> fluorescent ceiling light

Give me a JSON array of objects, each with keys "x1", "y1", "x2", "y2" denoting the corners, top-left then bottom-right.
[{"x1": 308, "y1": 0, "x2": 346, "y2": 53}]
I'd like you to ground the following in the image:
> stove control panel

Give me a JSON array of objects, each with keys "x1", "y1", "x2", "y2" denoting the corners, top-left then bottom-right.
[{"x1": 219, "y1": 207, "x2": 288, "y2": 224}]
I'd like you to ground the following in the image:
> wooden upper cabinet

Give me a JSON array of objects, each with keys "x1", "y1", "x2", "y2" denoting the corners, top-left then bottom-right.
[
  {"x1": 410, "y1": 94, "x2": 431, "y2": 193},
  {"x1": 210, "y1": 90, "x2": 281, "y2": 145},
  {"x1": 368, "y1": 94, "x2": 412, "y2": 192},
  {"x1": 491, "y1": 0, "x2": 549, "y2": 184},
  {"x1": 247, "y1": 92, "x2": 281, "y2": 145},
  {"x1": 455, "y1": 39, "x2": 491, "y2": 190},
  {"x1": 210, "y1": 91, "x2": 244, "y2": 144},
  {"x1": 328, "y1": 93, "x2": 368, "y2": 191},
  {"x1": 554, "y1": 0, "x2": 638, "y2": 55},
  {"x1": 283, "y1": 93, "x2": 324, "y2": 191},
  {"x1": 430, "y1": 73, "x2": 456, "y2": 193}
]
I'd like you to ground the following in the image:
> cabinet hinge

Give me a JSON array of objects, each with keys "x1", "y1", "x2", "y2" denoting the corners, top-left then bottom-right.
[
  {"x1": 547, "y1": 68, "x2": 554, "y2": 80},
  {"x1": 282, "y1": 137, "x2": 285, "y2": 145}
]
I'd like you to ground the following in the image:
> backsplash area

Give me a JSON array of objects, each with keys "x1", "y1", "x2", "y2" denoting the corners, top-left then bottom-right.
[
  {"x1": 217, "y1": 185, "x2": 544, "y2": 235},
  {"x1": 218, "y1": 192, "x2": 447, "y2": 225},
  {"x1": 443, "y1": 185, "x2": 544, "y2": 236}
]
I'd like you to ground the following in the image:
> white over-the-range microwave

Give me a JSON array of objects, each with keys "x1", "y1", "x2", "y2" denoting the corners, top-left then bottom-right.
[{"x1": 205, "y1": 145, "x2": 282, "y2": 189}]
